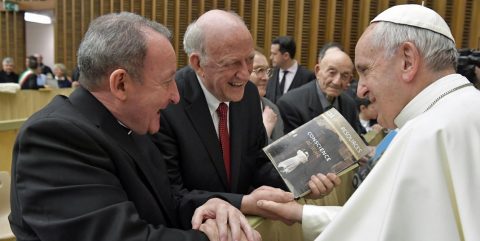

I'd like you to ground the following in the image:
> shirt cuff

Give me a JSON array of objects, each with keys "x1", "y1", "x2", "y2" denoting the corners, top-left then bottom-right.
[{"x1": 302, "y1": 205, "x2": 341, "y2": 241}]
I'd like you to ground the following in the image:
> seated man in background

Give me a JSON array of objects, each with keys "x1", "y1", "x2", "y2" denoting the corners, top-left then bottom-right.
[
  {"x1": 154, "y1": 9, "x2": 339, "y2": 224},
  {"x1": 250, "y1": 48, "x2": 284, "y2": 142},
  {"x1": 33, "y1": 53, "x2": 54, "y2": 78},
  {"x1": 0, "y1": 57, "x2": 18, "y2": 83},
  {"x1": 256, "y1": 5, "x2": 480, "y2": 241},
  {"x1": 277, "y1": 42, "x2": 361, "y2": 134},
  {"x1": 18, "y1": 56, "x2": 41, "y2": 89},
  {"x1": 10, "y1": 12, "x2": 259, "y2": 241}
]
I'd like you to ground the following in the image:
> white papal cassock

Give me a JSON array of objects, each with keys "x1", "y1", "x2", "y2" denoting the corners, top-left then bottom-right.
[{"x1": 302, "y1": 74, "x2": 480, "y2": 241}]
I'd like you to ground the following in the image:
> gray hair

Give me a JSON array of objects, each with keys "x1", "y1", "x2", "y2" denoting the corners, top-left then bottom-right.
[
  {"x1": 317, "y1": 42, "x2": 343, "y2": 61},
  {"x1": 369, "y1": 22, "x2": 458, "y2": 71},
  {"x1": 183, "y1": 10, "x2": 246, "y2": 66},
  {"x1": 53, "y1": 63, "x2": 67, "y2": 74},
  {"x1": 77, "y1": 12, "x2": 171, "y2": 90},
  {"x1": 183, "y1": 20, "x2": 207, "y2": 63},
  {"x1": 2, "y1": 57, "x2": 14, "y2": 65}
]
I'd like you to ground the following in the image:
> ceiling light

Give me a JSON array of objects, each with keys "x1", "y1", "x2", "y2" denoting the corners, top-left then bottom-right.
[{"x1": 24, "y1": 12, "x2": 52, "y2": 24}]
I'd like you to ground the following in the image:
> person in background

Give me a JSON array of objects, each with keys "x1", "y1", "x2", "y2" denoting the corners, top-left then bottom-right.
[
  {"x1": 18, "y1": 55, "x2": 41, "y2": 89},
  {"x1": 53, "y1": 63, "x2": 73, "y2": 88},
  {"x1": 250, "y1": 48, "x2": 284, "y2": 142},
  {"x1": 265, "y1": 36, "x2": 315, "y2": 103},
  {"x1": 154, "y1": 9, "x2": 339, "y2": 225},
  {"x1": 35, "y1": 65, "x2": 48, "y2": 87},
  {"x1": 276, "y1": 42, "x2": 360, "y2": 134},
  {"x1": 256, "y1": 5, "x2": 480, "y2": 241},
  {"x1": 10, "y1": 12, "x2": 259, "y2": 241},
  {"x1": 34, "y1": 53, "x2": 54, "y2": 77},
  {"x1": 71, "y1": 66, "x2": 81, "y2": 87},
  {"x1": 355, "y1": 97, "x2": 382, "y2": 134},
  {"x1": 0, "y1": 57, "x2": 19, "y2": 83}
]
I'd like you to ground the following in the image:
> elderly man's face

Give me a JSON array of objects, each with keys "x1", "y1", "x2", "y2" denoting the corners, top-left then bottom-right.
[
  {"x1": 2, "y1": 62, "x2": 14, "y2": 73},
  {"x1": 315, "y1": 48, "x2": 353, "y2": 98},
  {"x1": 355, "y1": 26, "x2": 404, "y2": 129},
  {"x1": 201, "y1": 29, "x2": 255, "y2": 102}
]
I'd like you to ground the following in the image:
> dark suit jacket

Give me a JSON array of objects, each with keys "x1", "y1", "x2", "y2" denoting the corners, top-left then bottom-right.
[
  {"x1": 277, "y1": 81, "x2": 361, "y2": 134},
  {"x1": 153, "y1": 66, "x2": 285, "y2": 211},
  {"x1": 9, "y1": 87, "x2": 208, "y2": 241},
  {"x1": 0, "y1": 70, "x2": 18, "y2": 83},
  {"x1": 265, "y1": 65, "x2": 315, "y2": 103}
]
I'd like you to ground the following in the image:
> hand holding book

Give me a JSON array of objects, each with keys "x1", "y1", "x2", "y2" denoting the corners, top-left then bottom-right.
[
  {"x1": 263, "y1": 108, "x2": 369, "y2": 198},
  {"x1": 305, "y1": 173, "x2": 341, "y2": 199}
]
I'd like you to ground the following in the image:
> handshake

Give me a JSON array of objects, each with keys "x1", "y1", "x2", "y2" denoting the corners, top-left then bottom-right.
[{"x1": 192, "y1": 173, "x2": 340, "y2": 241}]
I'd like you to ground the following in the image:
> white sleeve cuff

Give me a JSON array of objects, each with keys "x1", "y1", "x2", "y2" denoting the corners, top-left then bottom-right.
[{"x1": 302, "y1": 205, "x2": 341, "y2": 241}]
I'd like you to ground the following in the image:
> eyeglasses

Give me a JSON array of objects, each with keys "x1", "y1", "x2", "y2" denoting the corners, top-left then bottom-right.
[{"x1": 252, "y1": 67, "x2": 273, "y2": 78}]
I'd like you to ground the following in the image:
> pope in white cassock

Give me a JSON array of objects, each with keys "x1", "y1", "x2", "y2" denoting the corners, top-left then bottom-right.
[{"x1": 256, "y1": 4, "x2": 480, "y2": 241}]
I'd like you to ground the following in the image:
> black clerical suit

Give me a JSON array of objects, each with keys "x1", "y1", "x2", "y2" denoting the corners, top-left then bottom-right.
[
  {"x1": 153, "y1": 66, "x2": 285, "y2": 211},
  {"x1": 0, "y1": 70, "x2": 18, "y2": 83},
  {"x1": 9, "y1": 87, "x2": 209, "y2": 241},
  {"x1": 265, "y1": 65, "x2": 315, "y2": 103},
  {"x1": 277, "y1": 80, "x2": 361, "y2": 134}
]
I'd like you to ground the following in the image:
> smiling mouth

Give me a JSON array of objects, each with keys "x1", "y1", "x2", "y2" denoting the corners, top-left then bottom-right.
[{"x1": 229, "y1": 82, "x2": 244, "y2": 87}]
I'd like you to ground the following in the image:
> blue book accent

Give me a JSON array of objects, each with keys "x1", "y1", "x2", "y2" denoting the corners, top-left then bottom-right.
[
  {"x1": 353, "y1": 129, "x2": 397, "y2": 189},
  {"x1": 369, "y1": 130, "x2": 398, "y2": 167}
]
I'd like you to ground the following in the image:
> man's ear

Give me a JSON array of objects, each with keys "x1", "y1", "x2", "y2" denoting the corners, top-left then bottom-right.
[
  {"x1": 399, "y1": 42, "x2": 420, "y2": 83},
  {"x1": 109, "y1": 69, "x2": 129, "y2": 101},
  {"x1": 189, "y1": 53, "x2": 204, "y2": 77},
  {"x1": 314, "y1": 63, "x2": 322, "y2": 79}
]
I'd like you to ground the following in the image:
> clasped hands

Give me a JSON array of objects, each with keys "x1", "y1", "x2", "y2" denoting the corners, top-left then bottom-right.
[
  {"x1": 192, "y1": 198, "x2": 260, "y2": 241},
  {"x1": 190, "y1": 173, "x2": 340, "y2": 240},
  {"x1": 245, "y1": 173, "x2": 340, "y2": 224}
]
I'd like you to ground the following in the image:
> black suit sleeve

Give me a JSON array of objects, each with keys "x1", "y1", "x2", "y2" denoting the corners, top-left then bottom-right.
[
  {"x1": 10, "y1": 118, "x2": 208, "y2": 241},
  {"x1": 153, "y1": 115, "x2": 244, "y2": 228}
]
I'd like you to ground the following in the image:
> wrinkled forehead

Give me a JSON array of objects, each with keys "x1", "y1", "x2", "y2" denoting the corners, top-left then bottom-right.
[{"x1": 205, "y1": 34, "x2": 253, "y2": 62}]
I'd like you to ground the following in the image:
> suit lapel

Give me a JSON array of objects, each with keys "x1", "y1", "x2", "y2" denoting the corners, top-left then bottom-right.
[
  {"x1": 183, "y1": 72, "x2": 230, "y2": 190},
  {"x1": 306, "y1": 82, "x2": 324, "y2": 119},
  {"x1": 267, "y1": 68, "x2": 280, "y2": 102},
  {"x1": 288, "y1": 67, "x2": 300, "y2": 91}
]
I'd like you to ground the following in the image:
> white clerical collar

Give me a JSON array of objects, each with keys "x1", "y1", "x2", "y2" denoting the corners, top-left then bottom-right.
[
  {"x1": 394, "y1": 74, "x2": 469, "y2": 128},
  {"x1": 117, "y1": 120, "x2": 133, "y2": 135},
  {"x1": 196, "y1": 73, "x2": 230, "y2": 117}
]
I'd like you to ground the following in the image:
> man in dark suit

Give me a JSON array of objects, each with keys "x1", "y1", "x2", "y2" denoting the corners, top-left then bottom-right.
[
  {"x1": 9, "y1": 12, "x2": 258, "y2": 241},
  {"x1": 277, "y1": 43, "x2": 361, "y2": 134},
  {"x1": 0, "y1": 57, "x2": 18, "y2": 83},
  {"x1": 265, "y1": 36, "x2": 315, "y2": 103},
  {"x1": 33, "y1": 53, "x2": 54, "y2": 77},
  {"x1": 154, "y1": 10, "x2": 339, "y2": 221}
]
